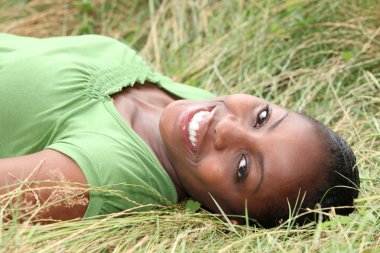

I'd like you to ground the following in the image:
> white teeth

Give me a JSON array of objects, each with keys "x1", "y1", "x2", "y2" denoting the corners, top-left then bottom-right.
[
  {"x1": 193, "y1": 111, "x2": 209, "y2": 121},
  {"x1": 189, "y1": 135, "x2": 197, "y2": 145},
  {"x1": 188, "y1": 110, "x2": 211, "y2": 147},
  {"x1": 189, "y1": 121, "x2": 199, "y2": 131},
  {"x1": 190, "y1": 129, "x2": 196, "y2": 137},
  {"x1": 189, "y1": 127, "x2": 197, "y2": 147}
]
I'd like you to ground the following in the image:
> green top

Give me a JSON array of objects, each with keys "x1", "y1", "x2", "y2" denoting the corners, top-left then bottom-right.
[{"x1": 0, "y1": 33, "x2": 215, "y2": 217}]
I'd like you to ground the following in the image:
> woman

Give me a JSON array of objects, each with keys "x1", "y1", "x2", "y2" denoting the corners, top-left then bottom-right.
[{"x1": 0, "y1": 33, "x2": 359, "y2": 227}]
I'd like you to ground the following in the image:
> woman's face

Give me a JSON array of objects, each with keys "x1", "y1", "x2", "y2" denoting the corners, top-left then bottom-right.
[{"x1": 159, "y1": 94, "x2": 327, "y2": 219}]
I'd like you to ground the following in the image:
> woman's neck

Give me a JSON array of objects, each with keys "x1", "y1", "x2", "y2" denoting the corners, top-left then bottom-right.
[{"x1": 112, "y1": 83, "x2": 188, "y2": 200}]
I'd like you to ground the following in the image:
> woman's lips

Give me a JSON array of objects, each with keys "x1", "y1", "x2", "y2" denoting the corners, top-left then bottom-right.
[{"x1": 178, "y1": 105, "x2": 216, "y2": 155}]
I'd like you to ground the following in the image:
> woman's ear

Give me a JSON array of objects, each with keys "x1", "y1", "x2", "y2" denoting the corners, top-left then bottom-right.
[
  {"x1": 219, "y1": 215, "x2": 244, "y2": 225},
  {"x1": 230, "y1": 219, "x2": 241, "y2": 225}
]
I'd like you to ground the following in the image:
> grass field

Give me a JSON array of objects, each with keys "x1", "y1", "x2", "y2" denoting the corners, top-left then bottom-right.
[{"x1": 0, "y1": 0, "x2": 379, "y2": 252}]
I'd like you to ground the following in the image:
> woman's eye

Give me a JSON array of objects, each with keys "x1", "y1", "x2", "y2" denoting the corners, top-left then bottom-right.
[
  {"x1": 254, "y1": 104, "x2": 271, "y2": 128},
  {"x1": 237, "y1": 154, "x2": 248, "y2": 181}
]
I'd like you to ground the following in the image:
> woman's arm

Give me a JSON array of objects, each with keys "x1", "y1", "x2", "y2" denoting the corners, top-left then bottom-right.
[{"x1": 0, "y1": 149, "x2": 89, "y2": 223}]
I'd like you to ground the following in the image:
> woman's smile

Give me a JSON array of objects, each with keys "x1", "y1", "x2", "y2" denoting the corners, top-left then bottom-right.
[{"x1": 178, "y1": 104, "x2": 216, "y2": 155}]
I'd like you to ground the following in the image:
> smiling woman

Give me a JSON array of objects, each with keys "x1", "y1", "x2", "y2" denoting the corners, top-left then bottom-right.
[
  {"x1": 160, "y1": 95, "x2": 359, "y2": 227},
  {"x1": 0, "y1": 33, "x2": 359, "y2": 227}
]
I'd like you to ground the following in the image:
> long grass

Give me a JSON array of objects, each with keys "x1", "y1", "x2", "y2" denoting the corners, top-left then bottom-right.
[{"x1": 1, "y1": 0, "x2": 379, "y2": 252}]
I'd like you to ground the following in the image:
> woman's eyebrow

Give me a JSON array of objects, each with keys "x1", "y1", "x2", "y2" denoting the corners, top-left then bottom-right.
[
  {"x1": 253, "y1": 112, "x2": 288, "y2": 193},
  {"x1": 253, "y1": 151, "x2": 264, "y2": 193},
  {"x1": 267, "y1": 112, "x2": 289, "y2": 132}
]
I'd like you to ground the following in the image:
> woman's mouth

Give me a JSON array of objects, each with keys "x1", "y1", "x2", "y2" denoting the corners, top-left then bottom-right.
[{"x1": 179, "y1": 105, "x2": 216, "y2": 155}]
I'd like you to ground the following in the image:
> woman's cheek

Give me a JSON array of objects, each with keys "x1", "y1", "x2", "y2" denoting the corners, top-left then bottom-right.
[{"x1": 197, "y1": 160, "x2": 226, "y2": 188}]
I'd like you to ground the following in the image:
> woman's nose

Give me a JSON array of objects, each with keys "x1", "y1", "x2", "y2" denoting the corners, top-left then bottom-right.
[{"x1": 214, "y1": 115, "x2": 248, "y2": 150}]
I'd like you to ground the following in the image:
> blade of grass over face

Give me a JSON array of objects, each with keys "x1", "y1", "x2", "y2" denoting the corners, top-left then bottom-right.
[{"x1": 0, "y1": 0, "x2": 379, "y2": 252}]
